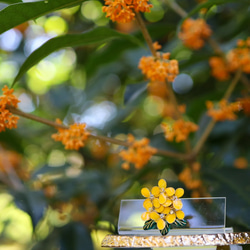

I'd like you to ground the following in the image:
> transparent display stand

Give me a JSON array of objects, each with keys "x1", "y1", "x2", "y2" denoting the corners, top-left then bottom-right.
[
  {"x1": 101, "y1": 198, "x2": 250, "y2": 249},
  {"x1": 118, "y1": 198, "x2": 228, "y2": 236}
]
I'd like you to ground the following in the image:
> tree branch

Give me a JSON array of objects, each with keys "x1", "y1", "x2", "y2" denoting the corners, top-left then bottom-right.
[{"x1": 7, "y1": 106, "x2": 188, "y2": 160}]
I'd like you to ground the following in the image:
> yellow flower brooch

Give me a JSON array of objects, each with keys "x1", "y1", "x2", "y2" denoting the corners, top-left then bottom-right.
[{"x1": 141, "y1": 179, "x2": 187, "y2": 235}]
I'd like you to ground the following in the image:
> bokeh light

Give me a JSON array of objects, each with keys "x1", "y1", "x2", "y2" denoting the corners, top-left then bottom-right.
[
  {"x1": 0, "y1": 61, "x2": 18, "y2": 84},
  {"x1": 81, "y1": 1, "x2": 108, "y2": 25},
  {"x1": 81, "y1": 1, "x2": 103, "y2": 21},
  {"x1": 172, "y1": 73, "x2": 193, "y2": 94},
  {"x1": 0, "y1": 29, "x2": 22, "y2": 51},
  {"x1": 73, "y1": 101, "x2": 117, "y2": 129},
  {"x1": 144, "y1": 0, "x2": 164, "y2": 23},
  {"x1": 18, "y1": 92, "x2": 36, "y2": 113},
  {"x1": 44, "y1": 16, "x2": 68, "y2": 35},
  {"x1": 144, "y1": 96, "x2": 164, "y2": 117}
]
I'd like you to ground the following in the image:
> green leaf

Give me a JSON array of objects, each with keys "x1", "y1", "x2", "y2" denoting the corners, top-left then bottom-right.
[
  {"x1": 12, "y1": 26, "x2": 141, "y2": 86},
  {"x1": 0, "y1": 0, "x2": 84, "y2": 35},
  {"x1": 204, "y1": 168, "x2": 250, "y2": 228},
  {"x1": 160, "y1": 223, "x2": 170, "y2": 236},
  {"x1": 173, "y1": 219, "x2": 187, "y2": 228},
  {"x1": 187, "y1": 0, "x2": 249, "y2": 18},
  {"x1": 0, "y1": 0, "x2": 22, "y2": 4},
  {"x1": 143, "y1": 219, "x2": 157, "y2": 230}
]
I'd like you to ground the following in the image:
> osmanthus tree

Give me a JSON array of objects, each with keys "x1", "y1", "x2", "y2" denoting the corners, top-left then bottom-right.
[{"x1": 0, "y1": 0, "x2": 249, "y2": 249}]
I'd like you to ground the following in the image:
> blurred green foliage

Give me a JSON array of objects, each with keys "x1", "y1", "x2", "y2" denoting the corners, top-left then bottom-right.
[{"x1": 0, "y1": 0, "x2": 249, "y2": 249}]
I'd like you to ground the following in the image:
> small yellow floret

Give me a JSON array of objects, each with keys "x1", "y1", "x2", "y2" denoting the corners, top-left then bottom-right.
[
  {"x1": 155, "y1": 205, "x2": 164, "y2": 213},
  {"x1": 141, "y1": 187, "x2": 151, "y2": 198},
  {"x1": 173, "y1": 199, "x2": 183, "y2": 210},
  {"x1": 157, "y1": 218, "x2": 166, "y2": 230},
  {"x1": 162, "y1": 207, "x2": 171, "y2": 214},
  {"x1": 151, "y1": 186, "x2": 160, "y2": 197},
  {"x1": 159, "y1": 193, "x2": 167, "y2": 204},
  {"x1": 164, "y1": 199, "x2": 172, "y2": 207},
  {"x1": 141, "y1": 211, "x2": 150, "y2": 221},
  {"x1": 176, "y1": 210, "x2": 185, "y2": 220},
  {"x1": 153, "y1": 198, "x2": 160, "y2": 208},
  {"x1": 166, "y1": 187, "x2": 175, "y2": 197},
  {"x1": 175, "y1": 188, "x2": 184, "y2": 198},
  {"x1": 143, "y1": 200, "x2": 153, "y2": 211},
  {"x1": 166, "y1": 213, "x2": 176, "y2": 224},
  {"x1": 158, "y1": 179, "x2": 167, "y2": 189},
  {"x1": 150, "y1": 211, "x2": 160, "y2": 220}
]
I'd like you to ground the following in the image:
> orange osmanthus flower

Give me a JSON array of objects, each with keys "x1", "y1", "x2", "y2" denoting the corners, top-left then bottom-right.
[
  {"x1": 238, "y1": 97, "x2": 250, "y2": 115},
  {"x1": 52, "y1": 119, "x2": 90, "y2": 150},
  {"x1": 178, "y1": 166, "x2": 202, "y2": 190},
  {"x1": 102, "y1": 0, "x2": 152, "y2": 23},
  {"x1": 227, "y1": 38, "x2": 250, "y2": 74},
  {"x1": 209, "y1": 38, "x2": 250, "y2": 80},
  {"x1": 119, "y1": 134, "x2": 157, "y2": 170},
  {"x1": 179, "y1": 18, "x2": 212, "y2": 50},
  {"x1": 161, "y1": 119, "x2": 198, "y2": 143},
  {"x1": 206, "y1": 99, "x2": 241, "y2": 121},
  {"x1": 209, "y1": 57, "x2": 230, "y2": 81},
  {"x1": 0, "y1": 85, "x2": 20, "y2": 132},
  {"x1": 233, "y1": 157, "x2": 248, "y2": 169},
  {"x1": 139, "y1": 53, "x2": 179, "y2": 82}
]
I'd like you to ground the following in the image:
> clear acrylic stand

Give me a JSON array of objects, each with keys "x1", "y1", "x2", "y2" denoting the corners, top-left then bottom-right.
[{"x1": 118, "y1": 198, "x2": 232, "y2": 235}]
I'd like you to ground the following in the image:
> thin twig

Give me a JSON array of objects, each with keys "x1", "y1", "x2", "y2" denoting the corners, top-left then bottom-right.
[
  {"x1": 192, "y1": 119, "x2": 216, "y2": 156},
  {"x1": 165, "y1": 0, "x2": 187, "y2": 18},
  {"x1": 207, "y1": 38, "x2": 224, "y2": 56},
  {"x1": 134, "y1": 12, "x2": 157, "y2": 57},
  {"x1": 240, "y1": 74, "x2": 250, "y2": 93},
  {"x1": 192, "y1": 70, "x2": 242, "y2": 155},
  {"x1": 223, "y1": 69, "x2": 242, "y2": 100}
]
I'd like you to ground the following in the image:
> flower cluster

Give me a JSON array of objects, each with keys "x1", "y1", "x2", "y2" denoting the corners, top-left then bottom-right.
[
  {"x1": 161, "y1": 119, "x2": 198, "y2": 143},
  {"x1": 138, "y1": 53, "x2": 179, "y2": 83},
  {"x1": 178, "y1": 18, "x2": 212, "y2": 50},
  {"x1": 102, "y1": 0, "x2": 152, "y2": 23},
  {"x1": 209, "y1": 57, "x2": 230, "y2": 81},
  {"x1": 179, "y1": 166, "x2": 201, "y2": 190},
  {"x1": 119, "y1": 134, "x2": 157, "y2": 170},
  {"x1": 0, "y1": 85, "x2": 20, "y2": 132},
  {"x1": 141, "y1": 179, "x2": 186, "y2": 235},
  {"x1": 238, "y1": 97, "x2": 250, "y2": 116},
  {"x1": 206, "y1": 99, "x2": 241, "y2": 121},
  {"x1": 227, "y1": 38, "x2": 250, "y2": 73},
  {"x1": 51, "y1": 119, "x2": 90, "y2": 150},
  {"x1": 210, "y1": 38, "x2": 250, "y2": 80},
  {"x1": 233, "y1": 157, "x2": 248, "y2": 169}
]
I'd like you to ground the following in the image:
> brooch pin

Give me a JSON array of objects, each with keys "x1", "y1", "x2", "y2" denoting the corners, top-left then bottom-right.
[{"x1": 141, "y1": 179, "x2": 187, "y2": 235}]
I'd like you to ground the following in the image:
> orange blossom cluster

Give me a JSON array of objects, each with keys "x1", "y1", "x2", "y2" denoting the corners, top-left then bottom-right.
[
  {"x1": 119, "y1": 134, "x2": 157, "y2": 170},
  {"x1": 179, "y1": 165, "x2": 201, "y2": 191},
  {"x1": 209, "y1": 57, "x2": 230, "y2": 81},
  {"x1": 179, "y1": 18, "x2": 212, "y2": 50},
  {"x1": 238, "y1": 97, "x2": 250, "y2": 116},
  {"x1": 209, "y1": 38, "x2": 250, "y2": 80},
  {"x1": 52, "y1": 119, "x2": 90, "y2": 150},
  {"x1": 161, "y1": 119, "x2": 198, "y2": 143},
  {"x1": 0, "y1": 85, "x2": 20, "y2": 132},
  {"x1": 139, "y1": 52, "x2": 179, "y2": 83},
  {"x1": 233, "y1": 157, "x2": 248, "y2": 169},
  {"x1": 206, "y1": 99, "x2": 242, "y2": 121},
  {"x1": 102, "y1": 0, "x2": 152, "y2": 23}
]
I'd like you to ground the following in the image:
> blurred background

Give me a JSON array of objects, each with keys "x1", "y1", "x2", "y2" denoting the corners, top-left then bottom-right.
[{"x1": 0, "y1": 0, "x2": 249, "y2": 249}]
